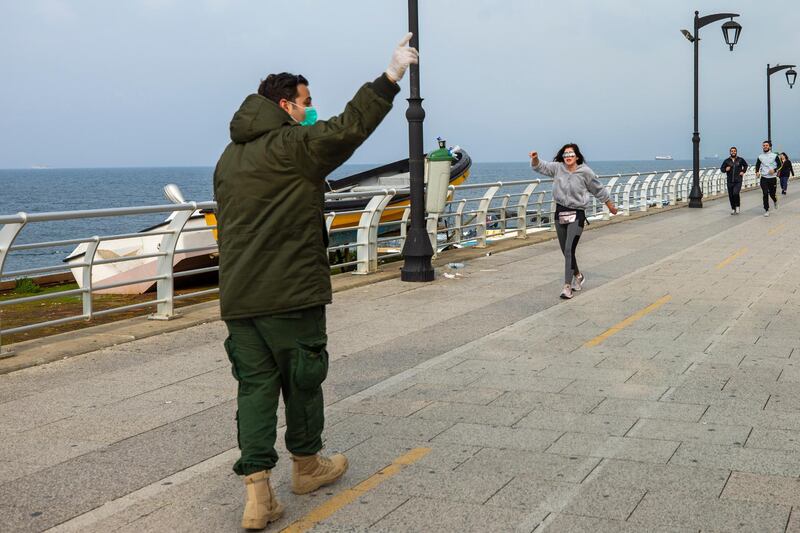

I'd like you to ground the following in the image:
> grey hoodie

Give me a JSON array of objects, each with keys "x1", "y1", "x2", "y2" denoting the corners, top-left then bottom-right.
[{"x1": 532, "y1": 160, "x2": 610, "y2": 209}]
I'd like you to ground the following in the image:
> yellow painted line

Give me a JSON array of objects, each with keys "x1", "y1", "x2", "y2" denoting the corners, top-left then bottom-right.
[
  {"x1": 768, "y1": 223, "x2": 786, "y2": 236},
  {"x1": 715, "y1": 247, "x2": 748, "y2": 270},
  {"x1": 583, "y1": 295, "x2": 672, "y2": 348},
  {"x1": 280, "y1": 447, "x2": 432, "y2": 533}
]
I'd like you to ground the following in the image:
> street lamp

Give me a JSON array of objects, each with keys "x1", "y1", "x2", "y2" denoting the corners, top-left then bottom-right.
[
  {"x1": 766, "y1": 63, "x2": 797, "y2": 142},
  {"x1": 400, "y1": 0, "x2": 434, "y2": 282},
  {"x1": 681, "y1": 11, "x2": 742, "y2": 208}
]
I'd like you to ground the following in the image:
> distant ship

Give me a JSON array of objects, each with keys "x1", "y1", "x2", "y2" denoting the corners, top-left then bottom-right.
[
  {"x1": 30, "y1": 164, "x2": 49, "y2": 169},
  {"x1": 654, "y1": 155, "x2": 673, "y2": 160}
]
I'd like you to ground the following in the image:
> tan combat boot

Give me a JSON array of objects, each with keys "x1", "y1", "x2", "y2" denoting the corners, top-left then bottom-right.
[
  {"x1": 241, "y1": 470, "x2": 284, "y2": 530},
  {"x1": 290, "y1": 453, "x2": 349, "y2": 494}
]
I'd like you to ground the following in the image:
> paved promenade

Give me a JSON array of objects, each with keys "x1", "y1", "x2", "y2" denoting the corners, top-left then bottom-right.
[{"x1": 3, "y1": 187, "x2": 800, "y2": 532}]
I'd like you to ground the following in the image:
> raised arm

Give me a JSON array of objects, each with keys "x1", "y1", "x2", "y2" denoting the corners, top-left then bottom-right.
[{"x1": 529, "y1": 150, "x2": 560, "y2": 177}]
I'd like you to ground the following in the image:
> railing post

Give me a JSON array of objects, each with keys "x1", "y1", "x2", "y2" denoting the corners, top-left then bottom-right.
[
  {"x1": 354, "y1": 192, "x2": 394, "y2": 275},
  {"x1": 640, "y1": 173, "x2": 656, "y2": 211},
  {"x1": 149, "y1": 205, "x2": 195, "y2": 320},
  {"x1": 604, "y1": 177, "x2": 620, "y2": 220},
  {"x1": 498, "y1": 194, "x2": 511, "y2": 236},
  {"x1": 476, "y1": 184, "x2": 500, "y2": 247},
  {"x1": 453, "y1": 199, "x2": 466, "y2": 245},
  {"x1": 515, "y1": 182, "x2": 538, "y2": 239},
  {"x1": 426, "y1": 214, "x2": 439, "y2": 258},
  {"x1": 623, "y1": 174, "x2": 639, "y2": 215},
  {"x1": 82, "y1": 236, "x2": 101, "y2": 319},
  {"x1": 0, "y1": 215, "x2": 26, "y2": 357}
]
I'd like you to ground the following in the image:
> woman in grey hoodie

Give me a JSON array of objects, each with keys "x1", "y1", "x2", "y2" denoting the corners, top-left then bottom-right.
[{"x1": 530, "y1": 143, "x2": 618, "y2": 299}]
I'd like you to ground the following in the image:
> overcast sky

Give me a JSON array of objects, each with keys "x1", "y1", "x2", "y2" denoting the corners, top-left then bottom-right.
[{"x1": 1, "y1": 0, "x2": 798, "y2": 168}]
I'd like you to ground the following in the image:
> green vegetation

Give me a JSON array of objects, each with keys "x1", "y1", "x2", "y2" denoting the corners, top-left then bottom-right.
[{"x1": 14, "y1": 278, "x2": 42, "y2": 294}]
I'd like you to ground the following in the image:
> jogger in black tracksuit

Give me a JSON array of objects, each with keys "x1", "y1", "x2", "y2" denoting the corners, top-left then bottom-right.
[{"x1": 720, "y1": 146, "x2": 748, "y2": 215}]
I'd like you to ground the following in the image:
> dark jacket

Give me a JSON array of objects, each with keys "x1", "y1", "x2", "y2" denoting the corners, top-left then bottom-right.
[
  {"x1": 213, "y1": 74, "x2": 399, "y2": 320},
  {"x1": 720, "y1": 157, "x2": 748, "y2": 182},
  {"x1": 778, "y1": 159, "x2": 794, "y2": 178}
]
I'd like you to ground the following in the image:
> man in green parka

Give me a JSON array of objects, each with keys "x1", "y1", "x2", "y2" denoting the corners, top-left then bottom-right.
[{"x1": 213, "y1": 34, "x2": 418, "y2": 530}]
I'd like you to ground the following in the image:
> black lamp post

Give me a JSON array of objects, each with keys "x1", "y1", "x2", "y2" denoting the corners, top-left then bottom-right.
[
  {"x1": 400, "y1": 0, "x2": 434, "y2": 282},
  {"x1": 681, "y1": 11, "x2": 742, "y2": 208},
  {"x1": 766, "y1": 63, "x2": 796, "y2": 142}
]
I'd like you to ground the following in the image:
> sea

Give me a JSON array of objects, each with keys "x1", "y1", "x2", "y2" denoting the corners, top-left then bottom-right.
[{"x1": 0, "y1": 159, "x2": 713, "y2": 274}]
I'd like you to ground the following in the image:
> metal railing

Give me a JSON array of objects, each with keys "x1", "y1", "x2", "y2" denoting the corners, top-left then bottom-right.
[{"x1": 1, "y1": 163, "x2": 797, "y2": 354}]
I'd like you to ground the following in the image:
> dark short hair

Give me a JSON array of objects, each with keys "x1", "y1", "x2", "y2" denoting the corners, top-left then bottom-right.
[
  {"x1": 730, "y1": 146, "x2": 737, "y2": 150},
  {"x1": 763, "y1": 140, "x2": 772, "y2": 146},
  {"x1": 554, "y1": 143, "x2": 585, "y2": 165},
  {"x1": 258, "y1": 73, "x2": 308, "y2": 105}
]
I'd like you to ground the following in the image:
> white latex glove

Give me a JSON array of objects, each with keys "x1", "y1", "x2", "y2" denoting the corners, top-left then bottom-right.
[{"x1": 385, "y1": 32, "x2": 419, "y2": 83}]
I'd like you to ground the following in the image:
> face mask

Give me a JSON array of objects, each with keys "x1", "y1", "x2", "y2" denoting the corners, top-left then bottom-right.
[{"x1": 288, "y1": 101, "x2": 318, "y2": 126}]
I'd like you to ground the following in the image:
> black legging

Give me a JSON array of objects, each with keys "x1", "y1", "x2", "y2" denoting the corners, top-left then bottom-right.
[
  {"x1": 727, "y1": 179, "x2": 742, "y2": 209},
  {"x1": 556, "y1": 219, "x2": 583, "y2": 284},
  {"x1": 761, "y1": 177, "x2": 777, "y2": 210}
]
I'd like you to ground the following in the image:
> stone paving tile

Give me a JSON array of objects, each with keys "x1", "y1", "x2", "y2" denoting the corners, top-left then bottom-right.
[
  {"x1": 745, "y1": 428, "x2": 800, "y2": 452},
  {"x1": 788, "y1": 510, "x2": 800, "y2": 533},
  {"x1": 431, "y1": 422, "x2": 562, "y2": 452},
  {"x1": 371, "y1": 496, "x2": 533, "y2": 533},
  {"x1": 375, "y1": 463, "x2": 513, "y2": 504},
  {"x1": 546, "y1": 433, "x2": 680, "y2": 464},
  {"x1": 536, "y1": 365, "x2": 635, "y2": 384},
  {"x1": 560, "y1": 380, "x2": 668, "y2": 400},
  {"x1": 661, "y1": 385, "x2": 769, "y2": 406},
  {"x1": 720, "y1": 471, "x2": 800, "y2": 507},
  {"x1": 587, "y1": 458, "x2": 730, "y2": 496},
  {"x1": 471, "y1": 373, "x2": 573, "y2": 393},
  {"x1": 457, "y1": 448, "x2": 601, "y2": 483},
  {"x1": 540, "y1": 513, "x2": 693, "y2": 533},
  {"x1": 701, "y1": 402, "x2": 800, "y2": 430},
  {"x1": 489, "y1": 390, "x2": 603, "y2": 414},
  {"x1": 590, "y1": 397, "x2": 707, "y2": 422},
  {"x1": 341, "y1": 398, "x2": 431, "y2": 417},
  {"x1": 411, "y1": 401, "x2": 530, "y2": 426},
  {"x1": 389, "y1": 383, "x2": 505, "y2": 406},
  {"x1": 515, "y1": 409, "x2": 637, "y2": 436},
  {"x1": 404, "y1": 369, "x2": 482, "y2": 387},
  {"x1": 484, "y1": 475, "x2": 577, "y2": 510},
  {"x1": 559, "y1": 482, "x2": 645, "y2": 521},
  {"x1": 628, "y1": 418, "x2": 751, "y2": 446},
  {"x1": 311, "y1": 491, "x2": 410, "y2": 532},
  {"x1": 628, "y1": 492, "x2": 790, "y2": 532},
  {"x1": 325, "y1": 414, "x2": 454, "y2": 442},
  {"x1": 447, "y1": 359, "x2": 548, "y2": 374},
  {"x1": 670, "y1": 442, "x2": 800, "y2": 477},
  {"x1": 341, "y1": 435, "x2": 482, "y2": 475}
]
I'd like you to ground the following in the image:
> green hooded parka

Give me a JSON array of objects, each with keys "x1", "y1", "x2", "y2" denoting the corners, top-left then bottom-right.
[{"x1": 213, "y1": 74, "x2": 399, "y2": 320}]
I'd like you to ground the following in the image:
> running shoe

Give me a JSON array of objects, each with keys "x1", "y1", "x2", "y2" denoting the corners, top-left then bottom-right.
[
  {"x1": 730, "y1": 209, "x2": 736, "y2": 215},
  {"x1": 782, "y1": 190, "x2": 787, "y2": 195},
  {"x1": 571, "y1": 273, "x2": 585, "y2": 291},
  {"x1": 764, "y1": 211, "x2": 770, "y2": 217},
  {"x1": 735, "y1": 207, "x2": 740, "y2": 214},
  {"x1": 560, "y1": 284, "x2": 573, "y2": 299}
]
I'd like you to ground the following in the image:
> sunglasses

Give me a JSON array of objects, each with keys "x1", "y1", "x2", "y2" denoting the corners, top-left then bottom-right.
[{"x1": 562, "y1": 152, "x2": 577, "y2": 158}]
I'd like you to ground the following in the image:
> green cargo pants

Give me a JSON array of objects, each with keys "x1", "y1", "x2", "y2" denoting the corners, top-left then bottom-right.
[{"x1": 223, "y1": 306, "x2": 329, "y2": 476}]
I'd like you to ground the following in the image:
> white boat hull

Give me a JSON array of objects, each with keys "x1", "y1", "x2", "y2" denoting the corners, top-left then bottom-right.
[{"x1": 66, "y1": 212, "x2": 217, "y2": 294}]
